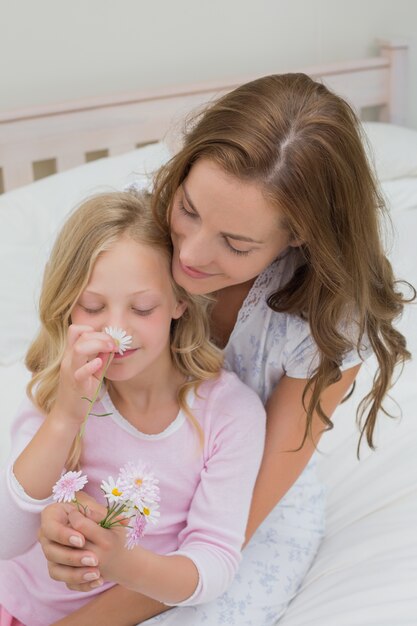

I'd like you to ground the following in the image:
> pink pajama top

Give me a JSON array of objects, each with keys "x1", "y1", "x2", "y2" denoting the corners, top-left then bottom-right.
[{"x1": 0, "y1": 370, "x2": 266, "y2": 626}]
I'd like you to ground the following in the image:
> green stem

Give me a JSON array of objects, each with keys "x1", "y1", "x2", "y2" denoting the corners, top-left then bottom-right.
[
  {"x1": 99, "y1": 502, "x2": 132, "y2": 528},
  {"x1": 78, "y1": 352, "x2": 114, "y2": 439}
]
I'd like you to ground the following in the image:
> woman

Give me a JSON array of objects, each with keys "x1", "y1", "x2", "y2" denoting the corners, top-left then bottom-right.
[{"x1": 39, "y1": 73, "x2": 412, "y2": 626}]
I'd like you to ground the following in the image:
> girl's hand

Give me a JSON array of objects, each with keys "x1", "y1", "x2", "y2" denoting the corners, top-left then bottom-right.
[
  {"x1": 53, "y1": 324, "x2": 115, "y2": 427},
  {"x1": 68, "y1": 509, "x2": 131, "y2": 589},
  {"x1": 39, "y1": 499, "x2": 105, "y2": 591}
]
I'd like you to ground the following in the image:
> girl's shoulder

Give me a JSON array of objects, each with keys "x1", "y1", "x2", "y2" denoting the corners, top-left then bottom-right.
[{"x1": 195, "y1": 370, "x2": 265, "y2": 425}]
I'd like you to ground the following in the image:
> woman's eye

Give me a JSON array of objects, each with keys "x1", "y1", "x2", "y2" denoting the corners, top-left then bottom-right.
[
  {"x1": 224, "y1": 239, "x2": 252, "y2": 257},
  {"x1": 178, "y1": 201, "x2": 198, "y2": 219}
]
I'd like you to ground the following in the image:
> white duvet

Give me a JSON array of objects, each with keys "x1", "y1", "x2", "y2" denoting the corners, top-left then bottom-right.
[{"x1": 0, "y1": 128, "x2": 416, "y2": 625}]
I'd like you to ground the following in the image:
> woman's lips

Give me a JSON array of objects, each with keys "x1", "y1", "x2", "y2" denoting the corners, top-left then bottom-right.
[{"x1": 179, "y1": 261, "x2": 215, "y2": 279}]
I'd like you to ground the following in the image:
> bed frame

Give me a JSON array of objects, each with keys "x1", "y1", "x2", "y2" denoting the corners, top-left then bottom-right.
[{"x1": 0, "y1": 38, "x2": 408, "y2": 194}]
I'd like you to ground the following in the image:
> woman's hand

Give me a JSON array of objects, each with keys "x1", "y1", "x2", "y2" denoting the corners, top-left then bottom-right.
[
  {"x1": 53, "y1": 324, "x2": 116, "y2": 428},
  {"x1": 39, "y1": 496, "x2": 105, "y2": 591}
]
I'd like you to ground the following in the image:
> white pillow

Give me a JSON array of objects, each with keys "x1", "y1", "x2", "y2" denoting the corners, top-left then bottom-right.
[
  {"x1": 381, "y1": 177, "x2": 417, "y2": 213},
  {"x1": 362, "y1": 122, "x2": 417, "y2": 182},
  {"x1": 0, "y1": 142, "x2": 170, "y2": 365}
]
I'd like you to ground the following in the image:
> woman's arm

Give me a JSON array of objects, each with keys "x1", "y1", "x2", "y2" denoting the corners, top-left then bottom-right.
[
  {"x1": 245, "y1": 365, "x2": 360, "y2": 542},
  {"x1": 45, "y1": 364, "x2": 360, "y2": 625}
]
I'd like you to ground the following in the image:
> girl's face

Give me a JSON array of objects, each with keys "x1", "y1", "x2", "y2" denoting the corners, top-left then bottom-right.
[
  {"x1": 71, "y1": 236, "x2": 185, "y2": 383},
  {"x1": 170, "y1": 158, "x2": 299, "y2": 295}
]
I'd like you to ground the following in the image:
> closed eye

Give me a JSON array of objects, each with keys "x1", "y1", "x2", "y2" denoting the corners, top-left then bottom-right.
[
  {"x1": 179, "y1": 197, "x2": 252, "y2": 256},
  {"x1": 80, "y1": 305, "x2": 104, "y2": 314},
  {"x1": 178, "y1": 200, "x2": 198, "y2": 219},
  {"x1": 132, "y1": 307, "x2": 156, "y2": 316},
  {"x1": 223, "y1": 237, "x2": 252, "y2": 256}
]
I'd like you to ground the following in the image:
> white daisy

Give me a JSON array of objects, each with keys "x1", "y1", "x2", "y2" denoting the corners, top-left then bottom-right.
[
  {"x1": 104, "y1": 326, "x2": 132, "y2": 354},
  {"x1": 142, "y1": 502, "x2": 160, "y2": 525},
  {"x1": 101, "y1": 475, "x2": 125, "y2": 505}
]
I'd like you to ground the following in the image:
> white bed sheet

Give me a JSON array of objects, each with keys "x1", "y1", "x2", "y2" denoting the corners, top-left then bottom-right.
[{"x1": 0, "y1": 131, "x2": 416, "y2": 625}]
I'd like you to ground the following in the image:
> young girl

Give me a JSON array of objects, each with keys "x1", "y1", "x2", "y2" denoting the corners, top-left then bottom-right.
[
  {"x1": 0, "y1": 191, "x2": 267, "y2": 626},
  {"x1": 40, "y1": 73, "x2": 413, "y2": 626}
]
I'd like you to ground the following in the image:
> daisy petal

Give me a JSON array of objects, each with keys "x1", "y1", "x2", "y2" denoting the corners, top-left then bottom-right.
[{"x1": 104, "y1": 327, "x2": 133, "y2": 354}]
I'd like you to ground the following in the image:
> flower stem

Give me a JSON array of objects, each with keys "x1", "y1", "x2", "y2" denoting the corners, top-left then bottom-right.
[
  {"x1": 78, "y1": 352, "x2": 114, "y2": 438},
  {"x1": 99, "y1": 502, "x2": 131, "y2": 528}
]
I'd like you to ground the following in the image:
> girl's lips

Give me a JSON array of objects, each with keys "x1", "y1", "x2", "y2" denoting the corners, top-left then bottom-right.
[
  {"x1": 179, "y1": 261, "x2": 215, "y2": 279},
  {"x1": 113, "y1": 347, "x2": 138, "y2": 360}
]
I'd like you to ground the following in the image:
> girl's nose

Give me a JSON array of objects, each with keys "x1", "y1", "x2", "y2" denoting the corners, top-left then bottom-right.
[{"x1": 104, "y1": 314, "x2": 131, "y2": 337}]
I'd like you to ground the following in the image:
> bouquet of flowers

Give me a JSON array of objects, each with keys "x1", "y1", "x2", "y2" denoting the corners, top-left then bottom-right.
[{"x1": 52, "y1": 462, "x2": 160, "y2": 549}]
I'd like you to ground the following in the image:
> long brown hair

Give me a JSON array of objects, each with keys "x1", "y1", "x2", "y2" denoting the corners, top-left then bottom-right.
[
  {"x1": 26, "y1": 191, "x2": 223, "y2": 468},
  {"x1": 152, "y1": 73, "x2": 414, "y2": 450}
]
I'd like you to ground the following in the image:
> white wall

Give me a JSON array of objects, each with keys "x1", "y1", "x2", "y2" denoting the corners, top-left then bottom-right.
[{"x1": 1, "y1": 0, "x2": 416, "y2": 127}]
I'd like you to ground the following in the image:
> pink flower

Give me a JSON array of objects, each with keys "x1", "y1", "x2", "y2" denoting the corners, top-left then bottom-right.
[
  {"x1": 125, "y1": 513, "x2": 147, "y2": 550},
  {"x1": 118, "y1": 462, "x2": 160, "y2": 510},
  {"x1": 52, "y1": 470, "x2": 88, "y2": 503}
]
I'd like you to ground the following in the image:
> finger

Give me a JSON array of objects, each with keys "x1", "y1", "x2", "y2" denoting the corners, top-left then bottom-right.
[
  {"x1": 67, "y1": 324, "x2": 95, "y2": 347},
  {"x1": 73, "y1": 338, "x2": 114, "y2": 359},
  {"x1": 41, "y1": 539, "x2": 99, "y2": 568},
  {"x1": 75, "y1": 492, "x2": 108, "y2": 519},
  {"x1": 71, "y1": 341, "x2": 114, "y2": 376},
  {"x1": 84, "y1": 505, "x2": 107, "y2": 524},
  {"x1": 73, "y1": 358, "x2": 103, "y2": 382},
  {"x1": 68, "y1": 510, "x2": 110, "y2": 545},
  {"x1": 48, "y1": 562, "x2": 103, "y2": 589},
  {"x1": 40, "y1": 503, "x2": 86, "y2": 549},
  {"x1": 66, "y1": 578, "x2": 104, "y2": 593}
]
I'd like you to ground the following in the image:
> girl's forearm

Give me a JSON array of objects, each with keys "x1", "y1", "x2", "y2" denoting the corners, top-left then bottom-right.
[
  {"x1": 13, "y1": 408, "x2": 79, "y2": 500},
  {"x1": 52, "y1": 585, "x2": 170, "y2": 626},
  {"x1": 116, "y1": 549, "x2": 199, "y2": 605}
]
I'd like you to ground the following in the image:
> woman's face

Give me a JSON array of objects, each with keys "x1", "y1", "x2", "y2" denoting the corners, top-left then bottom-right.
[{"x1": 170, "y1": 158, "x2": 299, "y2": 295}]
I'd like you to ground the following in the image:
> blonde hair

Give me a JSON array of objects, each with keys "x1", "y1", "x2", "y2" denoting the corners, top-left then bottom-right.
[
  {"x1": 26, "y1": 191, "x2": 223, "y2": 468},
  {"x1": 152, "y1": 73, "x2": 415, "y2": 450}
]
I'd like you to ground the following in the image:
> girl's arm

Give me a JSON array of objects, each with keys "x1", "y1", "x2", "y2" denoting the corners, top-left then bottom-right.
[
  {"x1": 51, "y1": 585, "x2": 170, "y2": 626},
  {"x1": 44, "y1": 365, "x2": 360, "y2": 625},
  {"x1": 14, "y1": 325, "x2": 115, "y2": 499},
  {"x1": 0, "y1": 401, "x2": 53, "y2": 559},
  {"x1": 0, "y1": 326, "x2": 114, "y2": 559}
]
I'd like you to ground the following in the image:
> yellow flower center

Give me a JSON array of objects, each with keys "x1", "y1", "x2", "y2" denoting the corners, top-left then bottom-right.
[
  {"x1": 135, "y1": 478, "x2": 143, "y2": 486},
  {"x1": 112, "y1": 487, "x2": 122, "y2": 497},
  {"x1": 143, "y1": 507, "x2": 150, "y2": 516}
]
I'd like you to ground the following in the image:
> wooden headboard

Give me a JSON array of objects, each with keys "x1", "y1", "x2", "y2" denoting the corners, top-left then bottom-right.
[{"x1": 0, "y1": 39, "x2": 408, "y2": 194}]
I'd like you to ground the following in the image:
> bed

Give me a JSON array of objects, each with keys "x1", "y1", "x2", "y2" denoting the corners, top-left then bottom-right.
[{"x1": 0, "y1": 38, "x2": 416, "y2": 625}]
